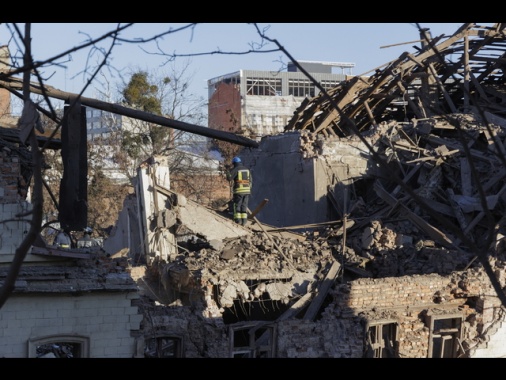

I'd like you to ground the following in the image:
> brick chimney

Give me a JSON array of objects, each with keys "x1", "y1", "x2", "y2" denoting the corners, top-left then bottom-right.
[{"x1": 0, "y1": 45, "x2": 12, "y2": 119}]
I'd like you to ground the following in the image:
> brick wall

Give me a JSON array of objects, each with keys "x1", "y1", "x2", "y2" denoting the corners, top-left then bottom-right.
[
  {"x1": 208, "y1": 82, "x2": 241, "y2": 133},
  {"x1": 276, "y1": 319, "x2": 364, "y2": 358},
  {"x1": 0, "y1": 45, "x2": 11, "y2": 118},
  {"x1": 139, "y1": 304, "x2": 230, "y2": 358}
]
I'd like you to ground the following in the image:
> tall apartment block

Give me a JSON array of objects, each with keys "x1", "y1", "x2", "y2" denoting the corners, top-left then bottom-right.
[{"x1": 207, "y1": 60, "x2": 355, "y2": 141}]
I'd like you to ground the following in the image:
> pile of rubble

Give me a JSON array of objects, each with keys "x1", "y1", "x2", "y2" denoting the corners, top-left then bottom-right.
[
  {"x1": 136, "y1": 23, "x2": 506, "y2": 320},
  {"x1": 141, "y1": 109, "x2": 506, "y2": 314}
]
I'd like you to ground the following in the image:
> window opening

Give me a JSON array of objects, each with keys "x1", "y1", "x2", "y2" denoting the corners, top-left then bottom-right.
[
  {"x1": 320, "y1": 79, "x2": 339, "y2": 91},
  {"x1": 246, "y1": 77, "x2": 281, "y2": 96},
  {"x1": 365, "y1": 322, "x2": 398, "y2": 358},
  {"x1": 230, "y1": 323, "x2": 275, "y2": 358},
  {"x1": 144, "y1": 336, "x2": 183, "y2": 358},
  {"x1": 288, "y1": 78, "x2": 315, "y2": 97},
  {"x1": 36, "y1": 342, "x2": 80, "y2": 358},
  {"x1": 426, "y1": 315, "x2": 463, "y2": 358},
  {"x1": 29, "y1": 335, "x2": 89, "y2": 358}
]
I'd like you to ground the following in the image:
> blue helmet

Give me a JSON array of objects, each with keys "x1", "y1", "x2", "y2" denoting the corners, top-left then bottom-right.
[{"x1": 232, "y1": 156, "x2": 241, "y2": 164}]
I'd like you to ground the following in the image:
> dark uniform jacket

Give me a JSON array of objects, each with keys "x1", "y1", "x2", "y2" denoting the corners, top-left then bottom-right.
[{"x1": 227, "y1": 163, "x2": 252, "y2": 194}]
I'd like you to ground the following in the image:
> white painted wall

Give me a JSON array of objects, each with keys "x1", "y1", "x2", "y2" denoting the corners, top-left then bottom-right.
[
  {"x1": 243, "y1": 96, "x2": 302, "y2": 138},
  {"x1": 0, "y1": 292, "x2": 142, "y2": 358},
  {"x1": 471, "y1": 316, "x2": 506, "y2": 358}
]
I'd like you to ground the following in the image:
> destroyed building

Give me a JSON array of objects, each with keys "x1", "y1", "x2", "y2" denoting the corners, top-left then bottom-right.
[{"x1": 1, "y1": 23, "x2": 506, "y2": 358}]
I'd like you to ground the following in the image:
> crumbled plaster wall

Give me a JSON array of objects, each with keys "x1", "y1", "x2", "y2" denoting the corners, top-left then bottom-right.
[
  {"x1": 136, "y1": 257, "x2": 506, "y2": 358},
  {"x1": 276, "y1": 318, "x2": 364, "y2": 358},
  {"x1": 471, "y1": 309, "x2": 506, "y2": 358},
  {"x1": 242, "y1": 131, "x2": 371, "y2": 227},
  {"x1": 102, "y1": 193, "x2": 142, "y2": 261},
  {"x1": 124, "y1": 130, "x2": 506, "y2": 358},
  {"x1": 136, "y1": 299, "x2": 231, "y2": 358},
  {"x1": 130, "y1": 187, "x2": 506, "y2": 358}
]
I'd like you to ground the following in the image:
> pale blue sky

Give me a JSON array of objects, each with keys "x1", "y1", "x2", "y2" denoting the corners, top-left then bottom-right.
[{"x1": 2, "y1": 23, "x2": 471, "y2": 113}]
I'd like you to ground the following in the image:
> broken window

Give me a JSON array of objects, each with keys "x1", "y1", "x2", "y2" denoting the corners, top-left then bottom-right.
[
  {"x1": 288, "y1": 78, "x2": 315, "y2": 97},
  {"x1": 144, "y1": 336, "x2": 183, "y2": 358},
  {"x1": 28, "y1": 335, "x2": 89, "y2": 358},
  {"x1": 426, "y1": 313, "x2": 463, "y2": 358},
  {"x1": 365, "y1": 321, "x2": 399, "y2": 358},
  {"x1": 230, "y1": 322, "x2": 275, "y2": 358},
  {"x1": 319, "y1": 79, "x2": 340, "y2": 92},
  {"x1": 246, "y1": 77, "x2": 282, "y2": 96}
]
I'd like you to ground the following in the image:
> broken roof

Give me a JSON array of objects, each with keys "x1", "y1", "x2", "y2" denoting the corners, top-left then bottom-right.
[
  {"x1": 285, "y1": 23, "x2": 506, "y2": 136},
  {"x1": 146, "y1": 22, "x2": 506, "y2": 314}
]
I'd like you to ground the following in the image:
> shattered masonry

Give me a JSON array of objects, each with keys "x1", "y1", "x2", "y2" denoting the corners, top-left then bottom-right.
[
  {"x1": 1, "y1": 23, "x2": 506, "y2": 358},
  {"x1": 129, "y1": 23, "x2": 506, "y2": 358}
]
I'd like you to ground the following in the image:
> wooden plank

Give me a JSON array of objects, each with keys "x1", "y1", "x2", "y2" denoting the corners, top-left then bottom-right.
[
  {"x1": 425, "y1": 135, "x2": 495, "y2": 162},
  {"x1": 395, "y1": 79, "x2": 425, "y2": 119},
  {"x1": 418, "y1": 198, "x2": 454, "y2": 217},
  {"x1": 374, "y1": 181, "x2": 453, "y2": 247},
  {"x1": 277, "y1": 293, "x2": 313, "y2": 321},
  {"x1": 260, "y1": 219, "x2": 354, "y2": 232},
  {"x1": 393, "y1": 140, "x2": 428, "y2": 154},
  {"x1": 151, "y1": 166, "x2": 160, "y2": 218},
  {"x1": 248, "y1": 199, "x2": 269, "y2": 219},
  {"x1": 248, "y1": 211, "x2": 298, "y2": 271},
  {"x1": 58, "y1": 102, "x2": 88, "y2": 231},
  {"x1": 303, "y1": 260, "x2": 341, "y2": 321},
  {"x1": 463, "y1": 183, "x2": 506, "y2": 234},
  {"x1": 406, "y1": 147, "x2": 459, "y2": 164},
  {"x1": 460, "y1": 158, "x2": 472, "y2": 196},
  {"x1": 31, "y1": 246, "x2": 91, "y2": 259},
  {"x1": 392, "y1": 162, "x2": 423, "y2": 197},
  {"x1": 482, "y1": 167, "x2": 506, "y2": 192},
  {"x1": 446, "y1": 188, "x2": 469, "y2": 231}
]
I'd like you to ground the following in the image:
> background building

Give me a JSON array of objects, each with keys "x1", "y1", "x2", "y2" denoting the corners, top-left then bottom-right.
[
  {"x1": 207, "y1": 60, "x2": 355, "y2": 140},
  {"x1": 85, "y1": 107, "x2": 122, "y2": 141}
]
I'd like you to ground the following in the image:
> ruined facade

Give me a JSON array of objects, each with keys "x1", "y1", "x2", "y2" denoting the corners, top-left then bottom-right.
[
  {"x1": 0, "y1": 47, "x2": 143, "y2": 357},
  {"x1": 1, "y1": 23, "x2": 506, "y2": 358},
  {"x1": 105, "y1": 23, "x2": 506, "y2": 358},
  {"x1": 0, "y1": 134, "x2": 143, "y2": 358},
  {"x1": 109, "y1": 118, "x2": 506, "y2": 357}
]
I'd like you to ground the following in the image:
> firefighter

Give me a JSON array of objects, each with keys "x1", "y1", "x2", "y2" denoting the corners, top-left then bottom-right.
[
  {"x1": 54, "y1": 228, "x2": 72, "y2": 249},
  {"x1": 226, "y1": 156, "x2": 252, "y2": 226},
  {"x1": 77, "y1": 227, "x2": 100, "y2": 248}
]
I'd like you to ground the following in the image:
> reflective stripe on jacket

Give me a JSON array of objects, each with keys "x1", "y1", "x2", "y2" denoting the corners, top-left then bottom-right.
[
  {"x1": 229, "y1": 166, "x2": 251, "y2": 194},
  {"x1": 234, "y1": 169, "x2": 251, "y2": 194}
]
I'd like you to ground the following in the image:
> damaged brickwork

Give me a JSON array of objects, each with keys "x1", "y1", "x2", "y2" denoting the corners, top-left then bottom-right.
[
  {"x1": 3, "y1": 23, "x2": 506, "y2": 358},
  {"x1": 127, "y1": 23, "x2": 506, "y2": 358}
]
